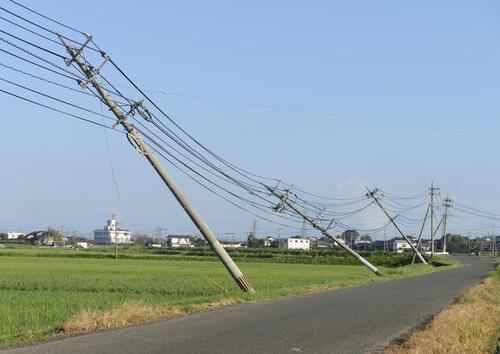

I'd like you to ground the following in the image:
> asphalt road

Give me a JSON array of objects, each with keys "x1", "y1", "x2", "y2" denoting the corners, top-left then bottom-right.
[{"x1": 3, "y1": 257, "x2": 496, "y2": 354}]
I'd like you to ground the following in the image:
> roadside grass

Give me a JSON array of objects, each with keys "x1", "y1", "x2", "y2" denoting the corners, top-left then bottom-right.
[
  {"x1": 386, "y1": 263, "x2": 500, "y2": 354},
  {"x1": 0, "y1": 253, "x2": 457, "y2": 347}
]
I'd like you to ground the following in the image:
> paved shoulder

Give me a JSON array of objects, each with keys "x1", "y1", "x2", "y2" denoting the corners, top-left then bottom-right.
[{"x1": 3, "y1": 257, "x2": 496, "y2": 354}]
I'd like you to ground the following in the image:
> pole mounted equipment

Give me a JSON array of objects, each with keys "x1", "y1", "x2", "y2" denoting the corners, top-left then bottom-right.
[
  {"x1": 366, "y1": 187, "x2": 427, "y2": 264},
  {"x1": 265, "y1": 184, "x2": 382, "y2": 276},
  {"x1": 59, "y1": 34, "x2": 255, "y2": 293}
]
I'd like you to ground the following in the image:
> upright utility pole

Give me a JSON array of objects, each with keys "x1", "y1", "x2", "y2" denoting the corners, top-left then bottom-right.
[
  {"x1": 300, "y1": 212, "x2": 308, "y2": 238},
  {"x1": 383, "y1": 226, "x2": 387, "y2": 253},
  {"x1": 60, "y1": 36, "x2": 255, "y2": 293},
  {"x1": 412, "y1": 203, "x2": 430, "y2": 264},
  {"x1": 429, "y1": 183, "x2": 439, "y2": 256},
  {"x1": 492, "y1": 225, "x2": 496, "y2": 256},
  {"x1": 442, "y1": 195, "x2": 453, "y2": 253},
  {"x1": 367, "y1": 188, "x2": 427, "y2": 264},
  {"x1": 252, "y1": 218, "x2": 257, "y2": 238},
  {"x1": 265, "y1": 185, "x2": 382, "y2": 276}
]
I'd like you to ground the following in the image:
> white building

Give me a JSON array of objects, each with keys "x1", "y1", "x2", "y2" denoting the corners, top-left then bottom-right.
[
  {"x1": 221, "y1": 242, "x2": 244, "y2": 249},
  {"x1": 94, "y1": 214, "x2": 132, "y2": 245},
  {"x1": 393, "y1": 239, "x2": 416, "y2": 253},
  {"x1": 263, "y1": 236, "x2": 274, "y2": 247},
  {"x1": 287, "y1": 237, "x2": 310, "y2": 251},
  {"x1": 166, "y1": 235, "x2": 194, "y2": 248},
  {"x1": 1, "y1": 232, "x2": 24, "y2": 240}
]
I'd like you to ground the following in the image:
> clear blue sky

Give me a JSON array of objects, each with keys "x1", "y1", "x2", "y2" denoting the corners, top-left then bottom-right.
[{"x1": 0, "y1": 0, "x2": 498, "y2": 240}]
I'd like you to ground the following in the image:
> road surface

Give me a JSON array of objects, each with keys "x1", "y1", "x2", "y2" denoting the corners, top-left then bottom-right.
[{"x1": 2, "y1": 256, "x2": 496, "y2": 354}]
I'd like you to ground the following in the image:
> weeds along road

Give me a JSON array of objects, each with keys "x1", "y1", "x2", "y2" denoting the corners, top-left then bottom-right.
[{"x1": 3, "y1": 256, "x2": 496, "y2": 354}]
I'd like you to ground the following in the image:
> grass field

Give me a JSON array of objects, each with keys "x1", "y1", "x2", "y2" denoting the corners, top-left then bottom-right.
[
  {"x1": 0, "y1": 250, "x2": 456, "y2": 347},
  {"x1": 387, "y1": 263, "x2": 499, "y2": 354}
]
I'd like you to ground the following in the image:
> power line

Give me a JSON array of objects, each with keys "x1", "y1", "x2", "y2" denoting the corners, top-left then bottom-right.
[
  {"x1": 0, "y1": 87, "x2": 120, "y2": 131},
  {"x1": 150, "y1": 90, "x2": 500, "y2": 139},
  {"x1": 0, "y1": 28, "x2": 66, "y2": 60},
  {"x1": 7, "y1": 0, "x2": 83, "y2": 35},
  {"x1": 0, "y1": 76, "x2": 117, "y2": 123},
  {"x1": 0, "y1": 61, "x2": 93, "y2": 97},
  {"x1": 0, "y1": 35, "x2": 82, "y2": 80}
]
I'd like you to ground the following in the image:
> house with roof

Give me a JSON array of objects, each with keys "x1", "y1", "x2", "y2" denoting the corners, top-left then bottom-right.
[
  {"x1": 287, "y1": 236, "x2": 310, "y2": 251},
  {"x1": 94, "y1": 214, "x2": 132, "y2": 245},
  {"x1": 166, "y1": 235, "x2": 195, "y2": 248}
]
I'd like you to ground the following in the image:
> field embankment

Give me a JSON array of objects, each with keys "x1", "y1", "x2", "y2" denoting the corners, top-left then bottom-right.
[{"x1": 386, "y1": 263, "x2": 500, "y2": 354}]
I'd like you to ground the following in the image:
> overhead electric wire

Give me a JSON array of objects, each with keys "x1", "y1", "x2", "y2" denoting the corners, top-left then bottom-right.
[
  {"x1": 0, "y1": 28, "x2": 66, "y2": 59},
  {"x1": 0, "y1": 46, "x2": 77, "y2": 81},
  {"x1": 0, "y1": 87, "x2": 120, "y2": 131},
  {"x1": 0, "y1": 35, "x2": 83, "y2": 80},
  {"x1": 454, "y1": 202, "x2": 500, "y2": 218},
  {"x1": 0, "y1": 13, "x2": 63, "y2": 47},
  {"x1": 0, "y1": 61, "x2": 94, "y2": 97},
  {"x1": 7, "y1": 0, "x2": 84, "y2": 35},
  {"x1": 136, "y1": 127, "x2": 305, "y2": 230},
  {"x1": 0, "y1": 76, "x2": 118, "y2": 123},
  {"x1": 2, "y1": 0, "x2": 442, "y2": 235}
]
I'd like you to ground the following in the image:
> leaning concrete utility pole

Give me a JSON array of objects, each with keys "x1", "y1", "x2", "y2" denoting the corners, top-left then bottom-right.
[
  {"x1": 60, "y1": 36, "x2": 255, "y2": 293},
  {"x1": 442, "y1": 195, "x2": 453, "y2": 253},
  {"x1": 366, "y1": 188, "x2": 427, "y2": 264},
  {"x1": 265, "y1": 185, "x2": 382, "y2": 276},
  {"x1": 412, "y1": 203, "x2": 430, "y2": 264}
]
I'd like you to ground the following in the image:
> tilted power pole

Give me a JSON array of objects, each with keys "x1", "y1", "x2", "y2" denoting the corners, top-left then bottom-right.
[
  {"x1": 366, "y1": 188, "x2": 427, "y2": 264},
  {"x1": 412, "y1": 203, "x2": 430, "y2": 264},
  {"x1": 442, "y1": 195, "x2": 453, "y2": 253},
  {"x1": 59, "y1": 36, "x2": 255, "y2": 293},
  {"x1": 265, "y1": 185, "x2": 382, "y2": 276}
]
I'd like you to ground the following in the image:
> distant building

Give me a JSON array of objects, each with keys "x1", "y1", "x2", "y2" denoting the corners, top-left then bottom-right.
[
  {"x1": 0, "y1": 232, "x2": 24, "y2": 240},
  {"x1": 24, "y1": 231, "x2": 53, "y2": 246},
  {"x1": 166, "y1": 235, "x2": 195, "y2": 248},
  {"x1": 263, "y1": 236, "x2": 274, "y2": 247},
  {"x1": 221, "y1": 242, "x2": 244, "y2": 249},
  {"x1": 287, "y1": 237, "x2": 310, "y2": 251},
  {"x1": 392, "y1": 238, "x2": 416, "y2": 253},
  {"x1": 354, "y1": 239, "x2": 372, "y2": 251},
  {"x1": 93, "y1": 214, "x2": 132, "y2": 245},
  {"x1": 75, "y1": 242, "x2": 89, "y2": 249}
]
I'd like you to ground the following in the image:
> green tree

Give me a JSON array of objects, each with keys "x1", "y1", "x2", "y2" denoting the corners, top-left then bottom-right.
[{"x1": 247, "y1": 233, "x2": 264, "y2": 248}]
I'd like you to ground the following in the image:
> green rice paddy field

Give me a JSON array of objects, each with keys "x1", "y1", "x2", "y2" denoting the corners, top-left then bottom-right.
[{"x1": 0, "y1": 249, "x2": 454, "y2": 347}]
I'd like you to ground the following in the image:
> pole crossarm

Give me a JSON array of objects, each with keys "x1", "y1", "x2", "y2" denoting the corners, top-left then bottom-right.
[
  {"x1": 59, "y1": 36, "x2": 255, "y2": 293},
  {"x1": 366, "y1": 187, "x2": 427, "y2": 265},
  {"x1": 264, "y1": 184, "x2": 382, "y2": 276}
]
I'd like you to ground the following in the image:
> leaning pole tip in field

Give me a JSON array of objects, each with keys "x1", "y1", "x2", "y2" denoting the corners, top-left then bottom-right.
[
  {"x1": 59, "y1": 34, "x2": 255, "y2": 294},
  {"x1": 264, "y1": 184, "x2": 382, "y2": 276}
]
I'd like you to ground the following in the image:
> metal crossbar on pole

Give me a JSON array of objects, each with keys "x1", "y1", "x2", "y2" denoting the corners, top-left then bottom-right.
[
  {"x1": 366, "y1": 188, "x2": 427, "y2": 265},
  {"x1": 265, "y1": 185, "x2": 382, "y2": 276},
  {"x1": 60, "y1": 36, "x2": 255, "y2": 293}
]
